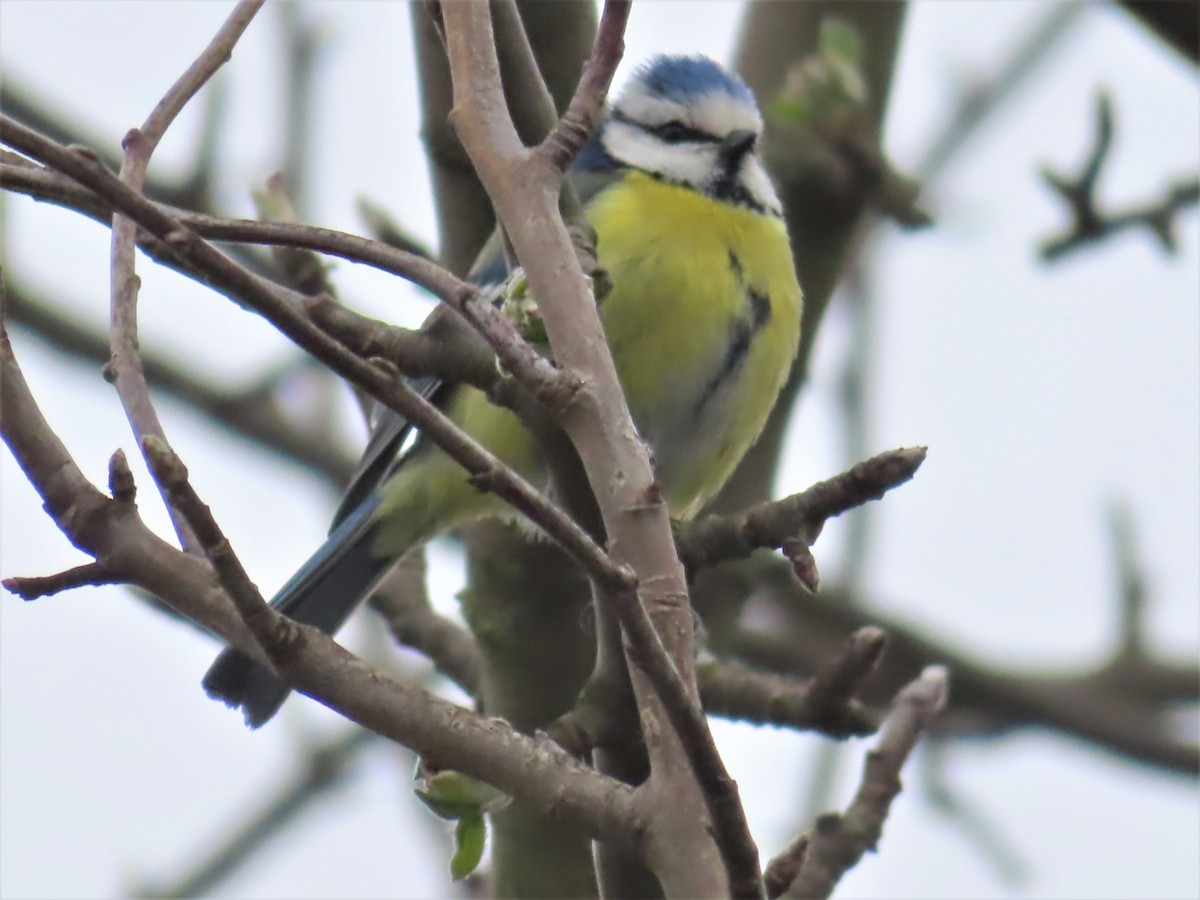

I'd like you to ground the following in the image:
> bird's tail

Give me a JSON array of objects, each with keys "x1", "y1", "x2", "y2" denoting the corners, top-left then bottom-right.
[{"x1": 202, "y1": 495, "x2": 393, "y2": 728}]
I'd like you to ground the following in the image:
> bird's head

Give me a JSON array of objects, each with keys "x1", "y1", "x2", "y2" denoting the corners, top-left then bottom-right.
[{"x1": 581, "y1": 55, "x2": 781, "y2": 217}]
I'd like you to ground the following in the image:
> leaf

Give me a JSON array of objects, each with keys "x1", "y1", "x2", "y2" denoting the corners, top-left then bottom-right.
[
  {"x1": 414, "y1": 766, "x2": 511, "y2": 820},
  {"x1": 451, "y1": 813, "x2": 487, "y2": 881},
  {"x1": 820, "y1": 18, "x2": 863, "y2": 65},
  {"x1": 772, "y1": 94, "x2": 814, "y2": 125}
]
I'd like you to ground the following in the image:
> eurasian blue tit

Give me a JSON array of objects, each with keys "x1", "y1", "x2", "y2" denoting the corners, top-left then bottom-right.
[{"x1": 205, "y1": 55, "x2": 803, "y2": 727}]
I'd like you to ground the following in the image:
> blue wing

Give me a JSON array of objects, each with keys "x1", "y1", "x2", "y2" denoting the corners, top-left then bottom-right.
[{"x1": 203, "y1": 135, "x2": 619, "y2": 727}]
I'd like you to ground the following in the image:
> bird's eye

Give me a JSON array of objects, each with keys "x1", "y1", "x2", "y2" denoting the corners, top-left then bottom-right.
[{"x1": 654, "y1": 120, "x2": 703, "y2": 143}]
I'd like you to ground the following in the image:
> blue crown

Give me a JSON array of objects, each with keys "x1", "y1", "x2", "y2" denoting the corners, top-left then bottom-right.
[
  {"x1": 574, "y1": 56, "x2": 755, "y2": 173},
  {"x1": 632, "y1": 55, "x2": 755, "y2": 106}
]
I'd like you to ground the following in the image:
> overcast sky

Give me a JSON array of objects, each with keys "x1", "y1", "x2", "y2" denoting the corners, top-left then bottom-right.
[{"x1": 1, "y1": 2, "x2": 1197, "y2": 898}]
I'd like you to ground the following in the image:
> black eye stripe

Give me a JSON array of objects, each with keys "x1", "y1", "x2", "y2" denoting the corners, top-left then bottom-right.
[
  {"x1": 610, "y1": 110, "x2": 718, "y2": 144},
  {"x1": 653, "y1": 120, "x2": 716, "y2": 144}
]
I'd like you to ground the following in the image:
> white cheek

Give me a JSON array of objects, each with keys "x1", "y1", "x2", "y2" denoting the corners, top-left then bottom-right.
[{"x1": 739, "y1": 157, "x2": 783, "y2": 215}]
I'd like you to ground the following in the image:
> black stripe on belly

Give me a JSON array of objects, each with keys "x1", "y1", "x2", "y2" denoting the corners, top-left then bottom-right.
[{"x1": 694, "y1": 253, "x2": 772, "y2": 417}]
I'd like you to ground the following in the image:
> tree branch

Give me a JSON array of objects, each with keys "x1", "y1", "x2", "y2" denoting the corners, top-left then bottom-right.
[
  {"x1": 728, "y1": 569, "x2": 1199, "y2": 778},
  {"x1": 105, "y1": 0, "x2": 265, "y2": 552},
  {"x1": 0, "y1": 115, "x2": 631, "y2": 598},
  {"x1": 1118, "y1": 0, "x2": 1200, "y2": 65},
  {"x1": 141, "y1": 434, "x2": 286, "y2": 662},
  {"x1": 780, "y1": 666, "x2": 950, "y2": 899},
  {"x1": 369, "y1": 553, "x2": 483, "y2": 698},
  {"x1": 2, "y1": 155, "x2": 594, "y2": 428},
  {"x1": 0, "y1": 80, "x2": 216, "y2": 210},
  {"x1": 1039, "y1": 91, "x2": 1199, "y2": 262},
  {"x1": 680, "y1": 447, "x2": 926, "y2": 580},
  {"x1": 3, "y1": 329, "x2": 643, "y2": 850},
  {"x1": 3, "y1": 560, "x2": 120, "y2": 601},
  {"x1": 698, "y1": 650, "x2": 881, "y2": 739},
  {"x1": 6, "y1": 278, "x2": 353, "y2": 485},
  {"x1": 441, "y1": 3, "x2": 764, "y2": 894},
  {"x1": 537, "y1": 0, "x2": 629, "y2": 172}
]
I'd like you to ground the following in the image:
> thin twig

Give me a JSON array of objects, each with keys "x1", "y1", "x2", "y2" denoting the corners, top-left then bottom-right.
[
  {"x1": 3, "y1": 160, "x2": 504, "y2": 392},
  {"x1": 606, "y1": 577, "x2": 765, "y2": 898},
  {"x1": 537, "y1": 0, "x2": 630, "y2": 172},
  {"x1": 797, "y1": 627, "x2": 887, "y2": 724},
  {"x1": 1108, "y1": 499, "x2": 1147, "y2": 661},
  {"x1": 915, "y1": 4, "x2": 1086, "y2": 180},
  {"x1": 1, "y1": 152, "x2": 574, "y2": 405},
  {"x1": 4, "y1": 299, "x2": 645, "y2": 850},
  {"x1": 442, "y1": 4, "x2": 762, "y2": 894},
  {"x1": 732, "y1": 569, "x2": 1200, "y2": 777},
  {"x1": 782, "y1": 666, "x2": 950, "y2": 899},
  {"x1": 0, "y1": 80, "x2": 213, "y2": 209},
  {"x1": 107, "y1": 0, "x2": 264, "y2": 552},
  {"x1": 919, "y1": 740, "x2": 1029, "y2": 887},
  {"x1": 1039, "y1": 91, "x2": 1200, "y2": 262},
  {"x1": 1117, "y1": 0, "x2": 1200, "y2": 65},
  {"x1": 698, "y1": 655, "x2": 880, "y2": 739},
  {"x1": 680, "y1": 447, "x2": 927, "y2": 577},
  {"x1": 0, "y1": 115, "x2": 629, "y2": 598},
  {"x1": 278, "y1": 3, "x2": 323, "y2": 217},
  {"x1": 252, "y1": 172, "x2": 335, "y2": 296},
  {"x1": 369, "y1": 554, "x2": 483, "y2": 697},
  {"x1": 141, "y1": 436, "x2": 285, "y2": 660},
  {"x1": 764, "y1": 835, "x2": 809, "y2": 900},
  {"x1": 3, "y1": 561, "x2": 120, "y2": 601},
  {"x1": 355, "y1": 196, "x2": 436, "y2": 260},
  {"x1": 5, "y1": 277, "x2": 354, "y2": 485}
]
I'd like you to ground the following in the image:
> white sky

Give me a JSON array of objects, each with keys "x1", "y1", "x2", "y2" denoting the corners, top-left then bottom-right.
[{"x1": 1, "y1": 2, "x2": 1197, "y2": 898}]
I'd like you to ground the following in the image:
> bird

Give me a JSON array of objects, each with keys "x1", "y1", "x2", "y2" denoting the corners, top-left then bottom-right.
[{"x1": 204, "y1": 54, "x2": 803, "y2": 727}]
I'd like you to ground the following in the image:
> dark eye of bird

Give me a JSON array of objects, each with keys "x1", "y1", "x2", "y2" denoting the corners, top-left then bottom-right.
[{"x1": 654, "y1": 120, "x2": 712, "y2": 144}]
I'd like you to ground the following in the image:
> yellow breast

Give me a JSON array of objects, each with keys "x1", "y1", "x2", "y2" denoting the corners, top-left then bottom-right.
[{"x1": 588, "y1": 172, "x2": 803, "y2": 517}]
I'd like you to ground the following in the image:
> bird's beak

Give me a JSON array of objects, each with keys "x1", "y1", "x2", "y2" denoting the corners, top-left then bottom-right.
[{"x1": 720, "y1": 129, "x2": 757, "y2": 168}]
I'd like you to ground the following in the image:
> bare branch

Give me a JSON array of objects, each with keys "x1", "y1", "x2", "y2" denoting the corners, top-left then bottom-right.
[
  {"x1": 252, "y1": 172, "x2": 336, "y2": 296},
  {"x1": 764, "y1": 835, "x2": 809, "y2": 900},
  {"x1": 107, "y1": 0, "x2": 264, "y2": 552},
  {"x1": 369, "y1": 554, "x2": 483, "y2": 697},
  {"x1": 698, "y1": 654, "x2": 880, "y2": 739},
  {"x1": 304, "y1": 293, "x2": 496, "y2": 390},
  {"x1": 919, "y1": 741, "x2": 1030, "y2": 887},
  {"x1": 605, "y1": 576, "x2": 763, "y2": 897},
  {"x1": 355, "y1": 195, "x2": 436, "y2": 260},
  {"x1": 782, "y1": 666, "x2": 950, "y2": 899},
  {"x1": 141, "y1": 435, "x2": 284, "y2": 661},
  {"x1": 730, "y1": 573, "x2": 1200, "y2": 777},
  {"x1": 0, "y1": 115, "x2": 625, "y2": 596},
  {"x1": 544, "y1": 626, "x2": 895, "y2": 765},
  {"x1": 1118, "y1": 0, "x2": 1200, "y2": 65},
  {"x1": 6, "y1": 278, "x2": 353, "y2": 484},
  {"x1": 277, "y1": 3, "x2": 324, "y2": 217},
  {"x1": 537, "y1": 0, "x2": 630, "y2": 172},
  {"x1": 799, "y1": 627, "x2": 887, "y2": 723},
  {"x1": 1040, "y1": 92, "x2": 1200, "y2": 262},
  {"x1": 2, "y1": 317, "x2": 133, "y2": 599},
  {"x1": 2, "y1": 561, "x2": 120, "y2": 601},
  {"x1": 440, "y1": 5, "x2": 764, "y2": 892},
  {"x1": 4, "y1": 325, "x2": 642, "y2": 848},
  {"x1": 0, "y1": 81, "x2": 212, "y2": 210},
  {"x1": 1108, "y1": 499, "x2": 1147, "y2": 661},
  {"x1": 0, "y1": 152, "x2": 576, "y2": 409},
  {"x1": 680, "y1": 447, "x2": 926, "y2": 577},
  {"x1": 915, "y1": 4, "x2": 1086, "y2": 180}
]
